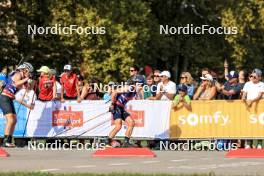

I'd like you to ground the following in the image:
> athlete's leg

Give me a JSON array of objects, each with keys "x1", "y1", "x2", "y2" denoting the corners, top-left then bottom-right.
[
  {"x1": 5, "y1": 113, "x2": 17, "y2": 136},
  {"x1": 121, "y1": 116, "x2": 135, "y2": 147},
  {"x1": 3, "y1": 113, "x2": 17, "y2": 147},
  {"x1": 109, "y1": 119, "x2": 122, "y2": 139},
  {"x1": 124, "y1": 116, "x2": 135, "y2": 138},
  {"x1": 0, "y1": 95, "x2": 17, "y2": 147}
]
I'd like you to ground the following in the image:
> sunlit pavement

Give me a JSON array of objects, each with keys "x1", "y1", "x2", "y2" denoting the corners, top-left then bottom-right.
[{"x1": 0, "y1": 148, "x2": 264, "y2": 175}]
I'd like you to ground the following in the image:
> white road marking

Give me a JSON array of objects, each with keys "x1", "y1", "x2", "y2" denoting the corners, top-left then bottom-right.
[
  {"x1": 109, "y1": 163, "x2": 130, "y2": 166},
  {"x1": 39, "y1": 168, "x2": 60, "y2": 172},
  {"x1": 141, "y1": 160, "x2": 160, "y2": 164},
  {"x1": 73, "y1": 165, "x2": 96, "y2": 168},
  {"x1": 170, "y1": 159, "x2": 188, "y2": 162},
  {"x1": 167, "y1": 166, "x2": 175, "y2": 169},
  {"x1": 177, "y1": 165, "x2": 194, "y2": 169}
]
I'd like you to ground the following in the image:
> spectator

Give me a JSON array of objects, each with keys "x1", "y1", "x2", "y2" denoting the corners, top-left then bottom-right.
[
  {"x1": 224, "y1": 60, "x2": 248, "y2": 88},
  {"x1": 193, "y1": 74, "x2": 217, "y2": 100},
  {"x1": 172, "y1": 84, "x2": 192, "y2": 111},
  {"x1": 15, "y1": 80, "x2": 36, "y2": 110},
  {"x1": 219, "y1": 71, "x2": 242, "y2": 100},
  {"x1": 238, "y1": 70, "x2": 248, "y2": 88},
  {"x1": 50, "y1": 69, "x2": 62, "y2": 100},
  {"x1": 37, "y1": 66, "x2": 57, "y2": 101},
  {"x1": 149, "y1": 71, "x2": 176, "y2": 100},
  {"x1": 127, "y1": 65, "x2": 145, "y2": 85},
  {"x1": 103, "y1": 81, "x2": 115, "y2": 102},
  {"x1": 242, "y1": 69, "x2": 264, "y2": 108},
  {"x1": 210, "y1": 70, "x2": 223, "y2": 99},
  {"x1": 78, "y1": 78, "x2": 101, "y2": 102},
  {"x1": 179, "y1": 72, "x2": 195, "y2": 99},
  {"x1": 145, "y1": 75, "x2": 155, "y2": 98},
  {"x1": 60, "y1": 65, "x2": 79, "y2": 102},
  {"x1": 134, "y1": 76, "x2": 152, "y2": 99},
  {"x1": 242, "y1": 69, "x2": 264, "y2": 149},
  {"x1": 152, "y1": 70, "x2": 161, "y2": 96}
]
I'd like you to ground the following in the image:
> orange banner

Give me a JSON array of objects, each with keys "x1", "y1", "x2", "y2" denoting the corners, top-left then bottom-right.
[{"x1": 170, "y1": 100, "x2": 264, "y2": 139}]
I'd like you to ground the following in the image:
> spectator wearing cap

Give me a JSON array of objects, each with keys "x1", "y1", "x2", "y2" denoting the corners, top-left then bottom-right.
[
  {"x1": 219, "y1": 71, "x2": 242, "y2": 100},
  {"x1": 179, "y1": 72, "x2": 195, "y2": 99},
  {"x1": 242, "y1": 68, "x2": 264, "y2": 108},
  {"x1": 224, "y1": 60, "x2": 248, "y2": 89},
  {"x1": 37, "y1": 66, "x2": 57, "y2": 101},
  {"x1": 149, "y1": 71, "x2": 176, "y2": 100},
  {"x1": 172, "y1": 84, "x2": 192, "y2": 111},
  {"x1": 193, "y1": 74, "x2": 217, "y2": 100},
  {"x1": 60, "y1": 65, "x2": 79, "y2": 102}
]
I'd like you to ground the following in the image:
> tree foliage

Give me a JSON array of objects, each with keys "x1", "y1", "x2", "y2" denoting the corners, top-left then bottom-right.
[{"x1": 1, "y1": 0, "x2": 264, "y2": 83}]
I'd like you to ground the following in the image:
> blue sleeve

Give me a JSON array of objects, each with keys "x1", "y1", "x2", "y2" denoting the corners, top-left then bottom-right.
[{"x1": 188, "y1": 85, "x2": 194, "y2": 98}]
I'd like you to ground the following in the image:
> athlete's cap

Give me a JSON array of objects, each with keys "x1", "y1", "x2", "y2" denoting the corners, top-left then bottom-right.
[
  {"x1": 159, "y1": 71, "x2": 171, "y2": 78},
  {"x1": 63, "y1": 64, "x2": 72, "y2": 71},
  {"x1": 37, "y1": 66, "x2": 50, "y2": 74}
]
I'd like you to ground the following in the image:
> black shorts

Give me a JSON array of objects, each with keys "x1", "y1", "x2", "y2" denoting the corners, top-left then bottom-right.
[
  {"x1": 0, "y1": 94, "x2": 16, "y2": 115},
  {"x1": 112, "y1": 106, "x2": 130, "y2": 121}
]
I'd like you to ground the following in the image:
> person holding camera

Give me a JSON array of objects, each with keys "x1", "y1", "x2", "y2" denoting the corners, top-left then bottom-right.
[
  {"x1": 37, "y1": 66, "x2": 57, "y2": 102},
  {"x1": 0, "y1": 62, "x2": 34, "y2": 147}
]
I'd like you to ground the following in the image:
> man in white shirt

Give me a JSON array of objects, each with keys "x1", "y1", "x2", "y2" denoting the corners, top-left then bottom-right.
[
  {"x1": 242, "y1": 68, "x2": 264, "y2": 107},
  {"x1": 149, "y1": 71, "x2": 176, "y2": 100}
]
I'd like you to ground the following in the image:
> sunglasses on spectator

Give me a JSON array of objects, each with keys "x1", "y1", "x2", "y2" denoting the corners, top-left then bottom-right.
[
  {"x1": 154, "y1": 75, "x2": 160, "y2": 77},
  {"x1": 130, "y1": 69, "x2": 135, "y2": 72},
  {"x1": 180, "y1": 76, "x2": 187, "y2": 79},
  {"x1": 250, "y1": 75, "x2": 257, "y2": 79}
]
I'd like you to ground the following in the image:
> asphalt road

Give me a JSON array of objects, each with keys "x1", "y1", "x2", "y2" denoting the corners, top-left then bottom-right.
[{"x1": 0, "y1": 148, "x2": 264, "y2": 175}]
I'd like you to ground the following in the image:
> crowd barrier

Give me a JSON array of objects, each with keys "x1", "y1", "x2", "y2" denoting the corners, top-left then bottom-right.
[{"x1": 0, "y1": 100, "x2": 264, "y2": 139}]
